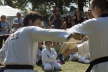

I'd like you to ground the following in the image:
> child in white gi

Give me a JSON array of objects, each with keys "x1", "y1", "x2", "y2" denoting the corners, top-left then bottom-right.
[{"x1": 42, "y1": 41, "x2": 61, "y2": 72}]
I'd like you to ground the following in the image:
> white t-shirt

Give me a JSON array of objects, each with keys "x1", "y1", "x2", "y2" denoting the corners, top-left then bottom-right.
[
  {"x1": 68, "y1": 17, "x2": 108, "y2": 60},
  {"x1": 0, "y1": 26, "x2": 70, "y2": 65}
]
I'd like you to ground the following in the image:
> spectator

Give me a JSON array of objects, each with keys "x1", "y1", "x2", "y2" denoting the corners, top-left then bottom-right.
[
  {"x1": 87, "y1": 10, "x2": 94, "y2": 19},
  {"x1": 65, "y1": 15, "x2": 76, "y2": 28},
  {"x1": 42, "y1": 41, "x2": 61, "y2": 72},
  {"x1": 12, "y1": 12, "x2": 23, "y2": 31},
  {"x1": 69, "y1": 40, "x2": 90, "y2": 64},
  {"x1": 52, "y1": 42, "x2": 61, "y2": 53},
  {"x1": 75, "y1": 8, "x2": 85, "y2": 23},
  {"x1": 0, "y1": 15, "x2": 10, "y2": 48},
  {"x1": 52, "y1": 42, "x2": 65, "y2": 64},
  {"x1": 0, "y1": 15, "x2": 10, "y2": 34},
  {"x1": 36, "y1": 42, "x2": 44, "y2": 66},
  {"x1": 49, "y1": 7, "x2": 62, "y2": 29},
  {"x1": 61, "y1": 17, "x2": 68, "y2": 29}
]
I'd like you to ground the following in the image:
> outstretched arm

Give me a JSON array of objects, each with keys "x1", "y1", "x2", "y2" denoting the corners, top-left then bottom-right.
[{"x1": 31, "y1": 27, "x2": 71, "y2": 42}]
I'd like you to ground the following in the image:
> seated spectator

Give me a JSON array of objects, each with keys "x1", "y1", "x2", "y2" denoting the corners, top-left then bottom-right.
[
  {"x1": 36, "y1": 42, "x2": 44, "y2": 66},
  {"x1": 69, "y1": 41, "x2": 90, "y2": 64},
  {"x1": 42, "y1": 41, "x2": 61, "y2": 72},
  {"x1": 52, "y1": 42, "x2": 61, "y2": 53},
  {"x1": 69, "y1": 52, "x2": 90, "y2": 64},
  {"x1": 52, "y1": 42, "x2": 66, "y2": 64}
]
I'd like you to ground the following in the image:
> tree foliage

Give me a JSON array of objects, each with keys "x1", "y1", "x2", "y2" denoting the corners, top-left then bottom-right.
[
  {"x1": 4, "y1": 0, "x2": 28, "y2": 9},
  {"x1": 0, "y1": 0, "x2": 91, "y2": 15}
]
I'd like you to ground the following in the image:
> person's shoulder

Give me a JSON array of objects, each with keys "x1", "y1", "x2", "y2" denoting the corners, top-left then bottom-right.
[
  {"x1": 17, "y1": 26, "x2": 43, "y2": 34},
  {"x1": 29, "y1": 26, "x2": 41, "y2": 29},
  {"x1": 95, "y1": 17, "x2": 108, "y2": 22},
  {"x1": 15, "y1": 27, "x2": 31, "y2": 33},
  {"x1": 51, "y1": 48, "x2": 56, "y2": 51},
  {"x1": 13, "y1": 18, "x2": 18, "y2": 20},
  {"x1": 24, "y1": 26, "x2": 42, "y2": 30},
  {"x1": 21, "y1": 17, "x2": 24, "y2": 19},
  {"x1": 15, "y1": 27, "x2": 25, "y2": 33},
  {"x1": 82, "y1": 18, "x2": 97, "y2": 24},
  {"x1": 42, "y1": 48, "x2": 47, "y2": 53},
  {"x1": 13, "y1": 18, "x2": 18, "y2": 23}
]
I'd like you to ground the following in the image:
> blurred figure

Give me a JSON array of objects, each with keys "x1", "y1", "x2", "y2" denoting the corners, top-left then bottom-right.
[
  {"x1": 85, "y1": 10, "x2": 94, "y2": 19},
  {"x1": 52, "y1": 42, "x2": 61, "y2": 53},
  {"x1": 0, "y1": 15, "x2": 10, "y2": 48},
  {"x1": 69, "y1": 41, "x2": 90, "y2": 64},
  {"x1": 49, "y1": 7, "x2": 62, "y2": 29},
  {"x1": 0, "y1": 15, "x2": 10, "y2": 34},
  {"x1": 12, "y1": 12, "x2": 23, "y2": 31},
  {"x1": 61, "y1": 17, "x2": 67, "y2": 29},
  {"x1": 43, "y1": 15, "x2": 49, "y2": 28},
  {"x1": 65, "y1": 15, "x2": 76, "y2": 28},
  {"x1": 75, "y1": 8, "x2": 85, "y2": 23},
  {"x1": 42, "y1": 41, "x2": 61, "y2": 72},
  {"x1": 36, "y1": 42, "x2": 44, "y2": 66}
]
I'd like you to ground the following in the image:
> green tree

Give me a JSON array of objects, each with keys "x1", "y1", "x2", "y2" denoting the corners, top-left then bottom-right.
[
  {"x1": 2, "y1": 0, "x2": 91, "y2": 16},
  {"x1": 0, "y1": 0, "x2": 3, "y2": 5},
  {"x1": 4, "y1": 0, "x2": 28, "y2": 9}
]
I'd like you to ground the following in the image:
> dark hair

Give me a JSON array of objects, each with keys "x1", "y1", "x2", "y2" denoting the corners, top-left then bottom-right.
[
  {"x1": 23, "y1": 12, "x2": 43, "y2": 26},
  {"x1": 45, "y1": 41, "x2": 52, "y2": 44},
  {"x1": 1, "y1": 15, "x2": 6, "y2": 19},
  {"x1": 91, "y1": 0, "x2": 108, "y2": 11}
]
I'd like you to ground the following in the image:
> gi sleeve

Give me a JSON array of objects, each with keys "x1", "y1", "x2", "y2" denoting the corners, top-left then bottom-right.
[
  {"x1": 67, "y1": 19, "x2": 95, "y2": 35},
  {"x1": 31, "y1": 27, "x2": 70, "y2": 42}
]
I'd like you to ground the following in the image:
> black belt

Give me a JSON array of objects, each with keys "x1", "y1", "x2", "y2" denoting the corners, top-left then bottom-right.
[
  {"x1": 1, "y1": 65, "x2": 34, "y2": 70},
  {"x1": 86, "y1": 56, "x2": 108, "y2": 72}
]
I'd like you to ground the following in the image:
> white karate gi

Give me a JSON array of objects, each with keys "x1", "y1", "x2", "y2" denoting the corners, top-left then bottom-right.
[
  {"x1": 0, "y1": 26, "x2": 70, "y2": 72},
  {"x1": 42, "y1": 48, "x2": 61, "y2": 71},
  {"x1": 77, "y1": 41, "x2": 90, "y2": 58},
  {"x1": 68, "y1": 17, "x2": 108, "y2": 72}
]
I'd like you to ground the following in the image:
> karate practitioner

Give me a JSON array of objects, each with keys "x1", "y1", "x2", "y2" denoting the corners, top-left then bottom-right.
[
  {"x1": 0, "y1": 13, "x2": 70, "y2": 72},
  {"x1": 67, "y1": 0, "x2": 108, "y2": 72},
  {"x1": 42, "y1": 41, "x2": 61, "y2": 72}
]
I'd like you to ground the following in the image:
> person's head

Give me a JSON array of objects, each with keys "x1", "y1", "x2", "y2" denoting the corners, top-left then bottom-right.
[
  {"x1": 16, "y1": 12, "x2": 22, "y2": 18},
  {"x1": 1, "y1": 15, "x2": 7, "y2": 22},
  {"x1": 45, "y1": 41, "x2": 52, "y2": 49},
  {"x1": 52, "y1": 7, "x2": 60, "y2": 16},
  {"x1": 91, "y1": 0, "x2": 108, "y2": 18},
  {"x1": 38, "y1": 42, "x2": 43, "y2": 48},
  {"x1": 23, "y1": 12, "x2": 43, "y2": 27}
]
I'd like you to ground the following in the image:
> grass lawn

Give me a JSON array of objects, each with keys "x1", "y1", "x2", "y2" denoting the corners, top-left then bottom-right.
[{"x1": 35, "y1": 61, "x2": 89, "y2": 72}]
